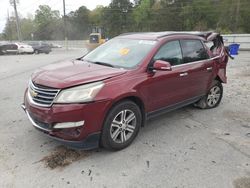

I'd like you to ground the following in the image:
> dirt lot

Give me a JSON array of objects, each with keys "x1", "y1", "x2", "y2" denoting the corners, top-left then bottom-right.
[{"x1": 0, "y1": 49, "x2": 249, "y2": 188}]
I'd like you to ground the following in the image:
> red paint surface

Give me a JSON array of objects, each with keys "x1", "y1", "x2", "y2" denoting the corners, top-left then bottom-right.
[{"x1": 24, "y1": 33, "x2": 228, "y2": 142}]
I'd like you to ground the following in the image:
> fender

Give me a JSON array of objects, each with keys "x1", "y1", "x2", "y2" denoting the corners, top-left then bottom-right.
[{"x1": 217, "y1": 69, "x2": 227, "y2": 83}]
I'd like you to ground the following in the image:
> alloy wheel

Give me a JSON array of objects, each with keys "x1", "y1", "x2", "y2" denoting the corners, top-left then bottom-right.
[
  {"x1": 110, "y1": 109, "x2": 136, "y2": 144},
  {"x1": 207, "y1": 86, "x2": 221, "y2": 107}
]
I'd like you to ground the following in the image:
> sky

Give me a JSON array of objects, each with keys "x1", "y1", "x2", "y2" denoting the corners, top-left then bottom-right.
[{"x1": 0, "y1": 0, "x2": 111, "y2": 32}]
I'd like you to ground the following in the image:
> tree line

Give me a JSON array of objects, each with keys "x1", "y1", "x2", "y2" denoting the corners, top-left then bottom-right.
[{"x1": 1, "y1": 0, "x2": 250, "y2": 41}]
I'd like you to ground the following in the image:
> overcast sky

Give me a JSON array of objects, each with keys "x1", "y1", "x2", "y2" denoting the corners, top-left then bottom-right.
[{"x1": 0, "y1": 0, "x2": 111, "y2": 32}]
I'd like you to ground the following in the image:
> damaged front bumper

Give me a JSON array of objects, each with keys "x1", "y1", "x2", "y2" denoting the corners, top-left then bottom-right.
[{"x1": 21, "y1": 104, "x2": 100, "y2": 149}]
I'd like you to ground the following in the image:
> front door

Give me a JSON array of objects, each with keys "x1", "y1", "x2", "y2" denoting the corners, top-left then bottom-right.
[{"x1": 146, "y1": 40, "x2": 188, "y2": 112}]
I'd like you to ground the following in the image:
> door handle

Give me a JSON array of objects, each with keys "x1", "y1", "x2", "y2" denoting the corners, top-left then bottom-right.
[
  {"x1": 180, "y1": 72, "x2": 188, "y2": 77},
  {"x1": 207, "y1": 67, "x2": 213, "y2": 71}
]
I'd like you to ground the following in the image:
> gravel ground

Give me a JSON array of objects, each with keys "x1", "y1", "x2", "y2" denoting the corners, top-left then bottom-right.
[{"x1": 0, "y1": 49, "x2": 249, "y2": 188}]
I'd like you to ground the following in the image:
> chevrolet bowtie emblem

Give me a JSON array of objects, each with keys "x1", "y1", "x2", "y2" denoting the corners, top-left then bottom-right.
[{"x1": 30, "y1": 89, "x2": 38, "y2": 97}]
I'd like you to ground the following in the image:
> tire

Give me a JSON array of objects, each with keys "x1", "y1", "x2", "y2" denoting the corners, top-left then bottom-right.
[
  {"x1": 101, "y1": 100, "x2": 142, "y2": 150},
  {"x1": 34, "y1": 50, "x2": 39, "y2": 54},
  {"x1": 195, "y1": 80, "x2": 223, "y2": 109}
]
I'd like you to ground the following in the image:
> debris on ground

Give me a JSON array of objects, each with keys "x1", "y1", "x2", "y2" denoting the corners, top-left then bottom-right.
[
  {"x1": 40, "y1": 146, "x2": 90, "y2": 169},
  {"x1": 233, "y1": 177, "x2": 250, "y2": 188}
]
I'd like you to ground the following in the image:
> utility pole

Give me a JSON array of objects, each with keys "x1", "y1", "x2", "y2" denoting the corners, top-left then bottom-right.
[
  {"x1": 63, "y1": 0, "x2": 68, "y2": 50},
  {"x1": 12, "y1": 0, "x2": 22, "y2": 41},
  {"x1": 234, "y1": 0, "x2": 241, "y2": 33},
  {"x1": 7, "y1": 10, "x2": 13, "y2": 41}
]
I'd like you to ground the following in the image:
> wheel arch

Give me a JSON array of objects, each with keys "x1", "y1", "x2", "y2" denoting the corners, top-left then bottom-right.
[
  {"x1": 105, "y1": 95, "x2": 146, "y2": 127},
  {"x1": 215, "y1": 75, "x2": 223, "y2": 83}
]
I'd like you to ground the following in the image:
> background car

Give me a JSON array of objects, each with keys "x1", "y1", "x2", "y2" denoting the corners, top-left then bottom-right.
[
  {"x1": 0, "y1": 43, "x2": 18, "y2": 55},
  {"x1": 28, "y1": 41, "x2": 52, "y2": 54},
  {"x1": 15, "y1": 43, "x2": 34, "y2": 54},
  {"x1": 49, "y1": 43, "x2": 62, "y2": 48}
]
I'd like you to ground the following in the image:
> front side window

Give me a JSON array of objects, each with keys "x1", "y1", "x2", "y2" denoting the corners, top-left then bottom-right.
[
  {"x1": 180, "y1": 40, "x2": 208, "y2": 63},
  {"x1": 153, "y1": 40, "x2": 183, "y2": 66}
]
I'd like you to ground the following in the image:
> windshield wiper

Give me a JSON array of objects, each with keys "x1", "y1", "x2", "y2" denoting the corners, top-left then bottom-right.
[
  {"x1": 93, "y1": 61, "x2": 114, "y2": 68},
  {"x1": 81, "y1": 59, "x2": 114, "y2": 68}
]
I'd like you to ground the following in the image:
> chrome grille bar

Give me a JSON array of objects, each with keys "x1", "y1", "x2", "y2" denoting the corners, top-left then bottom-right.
[{"x1": 28, "y1": 81, "x2": 60, "y2": 107}]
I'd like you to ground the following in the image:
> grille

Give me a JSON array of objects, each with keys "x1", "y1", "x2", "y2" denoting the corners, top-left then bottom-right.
[
  {"x1": 89, "y1": 35, "x2": 99, "y2": 43},
  {"x1": 28, "y1": 81, "x2": 60, "y2": 107}
]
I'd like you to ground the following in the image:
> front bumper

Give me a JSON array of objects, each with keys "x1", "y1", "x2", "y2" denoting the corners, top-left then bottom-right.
[
  {"x1": 22, "y1": 90, "x2": 112, "y2": 149},
  {"x1": 21, "y1": 104, "x2": 101, "y2": 149}
]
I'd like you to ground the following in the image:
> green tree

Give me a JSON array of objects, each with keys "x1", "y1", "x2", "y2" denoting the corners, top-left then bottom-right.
[
  {"x1": 181, "y1": 0, "x2": 217, "y2": 31},
  {"x1": 133, "y1": 0, "x2": 155, "y2": 31},
  {"x1": 151, "y1": 0, "x2": 184, "y2": 31},
  {"x1": 103, "y1": 0, "x2": 134, "y2": 37},
  {"x1": 2, "y1": 0, "x2": 250, "y2": 40},
  {"x1": 34, "y1": 5, "x2": 61, "y2": 40},
  {"x1": 236, "y1": 0, "x2": 250, "y2": 33},
  {"x1": 20, "y1": 18, "x2": 35, "y2": 40},
  {"x1": 90, "y1": 5, "x2": 105, "y2": 26},
  {"x1": 2, "y1": 15, "x2": 16, "y2": 40},
  {"x1": 70, "y1": 6, "x2": 91, "y2": 39}
]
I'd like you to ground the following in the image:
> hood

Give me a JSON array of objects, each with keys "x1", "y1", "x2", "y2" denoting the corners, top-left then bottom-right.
[{"x1": 31, "y1": 60, "x2": 127, "y2": 88}]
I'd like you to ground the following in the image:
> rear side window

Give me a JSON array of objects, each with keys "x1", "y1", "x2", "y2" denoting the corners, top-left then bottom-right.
[
  {"x1": 7, "y1": 44, "x2": 17, "y2": 49},
  {"x1": 180, "y1": 40, "x2": 208, "y2": 63},
  {"x1": 153, "y1": 40, "x2": 183, "y2": 66}
]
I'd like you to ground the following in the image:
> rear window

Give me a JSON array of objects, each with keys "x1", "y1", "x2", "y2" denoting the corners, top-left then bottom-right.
[
  {"x1": 180, "y1": 40, "x2": 208, "y2": 63},
  {"x1": 7, "y1": 44, "x2": 18, "y2": 49}
]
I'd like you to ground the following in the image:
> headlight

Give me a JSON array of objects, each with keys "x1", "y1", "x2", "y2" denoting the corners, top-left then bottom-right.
[{"x1": 54, "y1": 81, "x2": 104, "y2": 103}]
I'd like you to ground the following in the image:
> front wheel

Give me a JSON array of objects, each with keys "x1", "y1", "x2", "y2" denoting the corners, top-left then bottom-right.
[
  {"x1": 195, "y1": 80, "x2": 223, "y2": 109},
  {"x1": 101, "y1": 100, "x2": 142, "y2": 150}
]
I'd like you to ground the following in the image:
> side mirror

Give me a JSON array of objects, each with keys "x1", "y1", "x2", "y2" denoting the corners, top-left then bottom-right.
[{"x1": 153, "y1": 60, "x2": 172, "y2": 71}]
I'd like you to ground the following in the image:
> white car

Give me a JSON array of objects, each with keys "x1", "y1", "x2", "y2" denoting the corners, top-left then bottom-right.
[{"x1": 15, "y1": 43, "x2": 34, "y2": 54}]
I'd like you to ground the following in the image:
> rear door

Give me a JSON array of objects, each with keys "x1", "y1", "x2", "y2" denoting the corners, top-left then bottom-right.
[
  {"x1": 179, "y1": 39, "x2": 212, "y2": 97},
  {"x1": 6, "y1": 44, "x2": 18, "y2": 54}
]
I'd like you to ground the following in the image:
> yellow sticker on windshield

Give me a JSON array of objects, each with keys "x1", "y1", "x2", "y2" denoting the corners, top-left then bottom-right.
[{"x1": 119, "y1": 48, "x2": 130, "y2": 56}]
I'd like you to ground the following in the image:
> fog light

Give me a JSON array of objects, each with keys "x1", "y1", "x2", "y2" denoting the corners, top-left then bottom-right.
[{"x1": 53, "y1": 121, "x2": 84, "y2": 129}]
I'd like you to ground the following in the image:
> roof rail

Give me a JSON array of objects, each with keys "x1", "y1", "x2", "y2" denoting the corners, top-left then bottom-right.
[
  {"x1": 119, "y1": 32, "x2": 149, "y2": 36},
  {"x1": 157, "y1": 31, "x2": 214, "y2": 39}
]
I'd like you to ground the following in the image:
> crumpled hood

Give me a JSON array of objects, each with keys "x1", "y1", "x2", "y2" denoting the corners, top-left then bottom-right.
[{"x1": 31, "y1": 60, "x2": 127, "y2": 88}]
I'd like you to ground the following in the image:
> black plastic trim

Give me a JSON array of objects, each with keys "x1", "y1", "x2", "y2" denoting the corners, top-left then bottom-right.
[{"x1": 146, "y1": 95, "x2": 204, "y2": 120}]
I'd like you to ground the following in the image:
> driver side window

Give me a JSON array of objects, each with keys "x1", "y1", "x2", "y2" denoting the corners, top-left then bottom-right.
[{"x1": 153, "y1": 40, "x2": 183, "y2": 66}]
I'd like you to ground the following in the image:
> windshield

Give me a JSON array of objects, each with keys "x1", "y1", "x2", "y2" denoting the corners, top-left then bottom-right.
[{"x1": 83, "y1": 38, "x2": 156, "y2": 69}]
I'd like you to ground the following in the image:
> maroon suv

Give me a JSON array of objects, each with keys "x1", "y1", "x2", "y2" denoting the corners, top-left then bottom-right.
[{"x1": 22, "y1": 32, "x2": 229, "y2": 150}]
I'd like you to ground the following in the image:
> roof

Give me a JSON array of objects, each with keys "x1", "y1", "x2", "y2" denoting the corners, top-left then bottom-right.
[{"x1": 118, "y1": 31, "x2": 214, "y2": 40}]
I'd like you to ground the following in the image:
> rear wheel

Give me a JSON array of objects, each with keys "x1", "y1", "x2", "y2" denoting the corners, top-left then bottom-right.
[
  {"x1": 195, "y1": 80, "x2": 223, "y2": 109},
  {"x1": 34, "y1": 50, "x2": 39, "y2": 54},
  {"x1": 101, "y1": 100, "x2": 142, "y2": 150}
]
